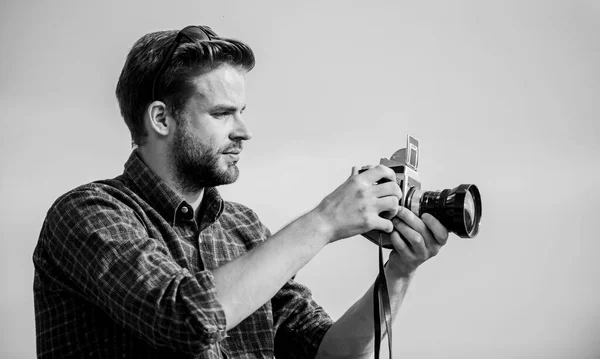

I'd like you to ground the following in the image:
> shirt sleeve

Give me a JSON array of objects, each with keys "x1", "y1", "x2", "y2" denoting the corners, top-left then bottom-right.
[
  {"x1": 40, "y1": 186, "x2": 227, "y2": 355},
  {"x1": 272, "y1": 278, "x2": 334, "y2": 359}
]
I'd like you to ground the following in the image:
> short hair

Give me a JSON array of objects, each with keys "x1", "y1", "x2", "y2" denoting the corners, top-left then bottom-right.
[{"x1": 115, "y1": 25, "x2": 255, "y2": 146}]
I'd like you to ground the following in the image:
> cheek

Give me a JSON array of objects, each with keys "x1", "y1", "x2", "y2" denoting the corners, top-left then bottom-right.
[
  {"x1": 196, "y1": 133, "x2": 227, "y2": 155},
  {"x1": 204, "y1": 127, "x2": 232, "y2": 150},
  {"x1": 206, "y1": 133, "x2": 226, "y2": 151},
  {"x1": 186, "y1": 118, "x2": 231, "y2": 151}
]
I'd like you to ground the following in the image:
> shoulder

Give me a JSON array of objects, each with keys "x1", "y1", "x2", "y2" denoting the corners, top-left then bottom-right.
[
  {"x1": 49, "y1": 178, "x2": 131, "y2": 213},
  {"x1": 44, "y1": 178, "x2": 143, "y2": 235}
]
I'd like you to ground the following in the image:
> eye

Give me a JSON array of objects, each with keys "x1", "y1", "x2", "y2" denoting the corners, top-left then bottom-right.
[{"x1": 212, "y1": 112, "x2": 229, "y2": 118}]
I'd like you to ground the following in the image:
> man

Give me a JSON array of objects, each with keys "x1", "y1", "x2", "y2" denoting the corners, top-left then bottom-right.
[{"x1": 33, "y1": 25, "x2": 449, "y2": 358}]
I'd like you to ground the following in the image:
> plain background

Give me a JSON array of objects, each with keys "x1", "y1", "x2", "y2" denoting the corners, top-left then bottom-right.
[{"x1": 1, "y1": 0, "x2": 599, "y2": 358}]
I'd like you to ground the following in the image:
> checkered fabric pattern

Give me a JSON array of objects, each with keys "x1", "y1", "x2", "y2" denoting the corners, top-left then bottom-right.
[{"x1": 33, "y1": 150, "x2": 333, "y2": 358}]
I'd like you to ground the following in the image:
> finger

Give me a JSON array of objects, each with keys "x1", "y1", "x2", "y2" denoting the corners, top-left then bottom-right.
[
  {"x1": 375, "y1": 196, "x2": 400, "y2": 217},
  {"x1": 372, "y1": 181, "x2": 402, "y2": 201},
  {"x1": 395, "y1": 207, "x2": 438, "y2": 251},
  {"x1": 422, "y1": 213, "x2": 449, "y2": 245},
  {"x1": 356, "y1": 165, "x2": 376, "y2": 176},
  {"x1": 360, "y1": 164, "x2": 396, "y2": 184},
  {"x1": 369, "y1": 216, "x2": 394, "y2": 233},
  {"x1": 395, "y1": 206, "x2": 428, "y2": 234},
  {"x1": 388, "y1": 229, "x2": 416, "y2": 261},
  {"x1": 393, "y1": 218, "x2": 427, "y2": 258},
  {"x1": 351, "y1": 166, "x2": 359, "y2": 176}
]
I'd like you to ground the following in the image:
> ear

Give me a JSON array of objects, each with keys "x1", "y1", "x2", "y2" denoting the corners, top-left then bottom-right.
[{"x1": 146, "y1": 101, "x2": 173, "y2": 137}]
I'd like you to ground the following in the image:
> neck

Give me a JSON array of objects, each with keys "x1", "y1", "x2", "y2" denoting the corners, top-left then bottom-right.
[
  {"x1": 137, "y1": 145, "x2": 205, "y2": 213},
  {"x1": 182, "y1": 188, "x2": 205, "y2": 213}
]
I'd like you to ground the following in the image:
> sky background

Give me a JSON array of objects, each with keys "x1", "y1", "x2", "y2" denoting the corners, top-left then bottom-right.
[{"x1": 1, "y1": 0, "x2": 599, "y2": 358}]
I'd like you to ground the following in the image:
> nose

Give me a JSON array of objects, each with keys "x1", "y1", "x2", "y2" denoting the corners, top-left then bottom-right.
[{"x1": 231, "y1": 114, "x2": 252, "y2": 141}]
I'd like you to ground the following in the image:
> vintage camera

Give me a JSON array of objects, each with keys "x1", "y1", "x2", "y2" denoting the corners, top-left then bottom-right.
[{"x1": 364, "y1": 135, "x2": 482, "y2": 248}]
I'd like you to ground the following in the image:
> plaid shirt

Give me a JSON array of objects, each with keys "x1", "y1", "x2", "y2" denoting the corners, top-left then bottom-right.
[{"x1": 33, "y1": 150, "x2": 333, "y2": 358}]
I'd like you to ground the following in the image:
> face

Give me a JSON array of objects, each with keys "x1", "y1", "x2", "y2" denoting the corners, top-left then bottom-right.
[{"x1": 168, "y1": 64, "x2": 251, "y2": 193}]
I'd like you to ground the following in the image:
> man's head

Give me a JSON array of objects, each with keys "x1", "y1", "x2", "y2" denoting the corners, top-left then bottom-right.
[
  {"x1": 116, "y1": 25, "x2": 254, "y2": 146},
  {"x1": 116, "y1": 26, "x2": 255, "y2": 192}
]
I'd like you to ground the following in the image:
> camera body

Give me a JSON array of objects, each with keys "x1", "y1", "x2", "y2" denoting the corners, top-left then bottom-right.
[
  {"x1": 363, "y1": 135, "x2": 482, "y2": 248},
  {"x1": 363, "y1": 135, "x2": 422, "y2": 248},
  {"x1": 380, "y1": 135, "x2": 422, "y2": 210}
]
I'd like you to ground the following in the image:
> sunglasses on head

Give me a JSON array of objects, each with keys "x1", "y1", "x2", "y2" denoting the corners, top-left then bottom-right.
[{"x1": 151, "y1": 25, "x2": 212, "y2": 101}]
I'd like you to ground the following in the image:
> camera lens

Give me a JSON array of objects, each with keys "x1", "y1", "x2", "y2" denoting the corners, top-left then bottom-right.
[
  {"x1": 410, "y1": 184, "x2": 482, "y2": 238},
  {"x1": 464, "y1": 190, "x2": 475, "y2": 232}
]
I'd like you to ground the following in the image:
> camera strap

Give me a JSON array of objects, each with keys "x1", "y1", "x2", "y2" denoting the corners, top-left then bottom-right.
[{"x1": 373, "y1": 232, "x2": 393, "y2": 359}]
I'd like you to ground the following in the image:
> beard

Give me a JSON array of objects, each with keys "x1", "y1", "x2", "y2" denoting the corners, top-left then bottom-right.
[{"x1": 168, "y1": 120, "x2": 241, "y2": 194}]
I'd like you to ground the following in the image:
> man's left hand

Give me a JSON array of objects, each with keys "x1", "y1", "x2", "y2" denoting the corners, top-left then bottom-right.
[{"x1": 386, "y1": 207, "x2": 449, "y2": 278}]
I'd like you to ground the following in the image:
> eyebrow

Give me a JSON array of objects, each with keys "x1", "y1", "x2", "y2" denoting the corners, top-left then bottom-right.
[{"x1": 209, "y1": 104, "x2": 246, "y2": 113}]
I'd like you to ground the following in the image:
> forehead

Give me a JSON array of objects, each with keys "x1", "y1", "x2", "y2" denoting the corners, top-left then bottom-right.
[{"x1": 189, "y1": 64, "x2": 246, "y2": 108}]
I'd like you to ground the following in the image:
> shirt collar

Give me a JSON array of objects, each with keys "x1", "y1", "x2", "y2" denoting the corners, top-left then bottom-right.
[
  {"x1": 197, "y1": 187, "x2": 225, "y2": 231},
  {"x1": 122, "y1": 150, "x2": 224, "y2": 226}
]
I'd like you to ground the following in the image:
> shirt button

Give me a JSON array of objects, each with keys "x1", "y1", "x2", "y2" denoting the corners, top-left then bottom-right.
[{"x1": 181, "y1": 206, "x2": 189, "y2": 214}]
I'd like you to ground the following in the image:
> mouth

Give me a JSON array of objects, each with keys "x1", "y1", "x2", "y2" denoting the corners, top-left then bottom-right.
[
  {"x1": 222, "y1": 144, "x2": 242, "y2": 156},
  {"x1": 222, "y1": 143, "x2": 243, "y2": 162},
  {"x1": 222, "y1": 149, "x2": 241, "y2": 162}
]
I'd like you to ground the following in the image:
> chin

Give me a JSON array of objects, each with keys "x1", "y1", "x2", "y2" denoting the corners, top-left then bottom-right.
[
  {"x1": 217, "y1": 164, "x2": 240, "y2": 185},
  {"x1": 226, "y1": 168, "x2": 240, "y2": 184}
]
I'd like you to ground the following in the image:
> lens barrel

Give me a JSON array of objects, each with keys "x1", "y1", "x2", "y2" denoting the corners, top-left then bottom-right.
[{"x1": 408, "y1": 184, "x2": 482, "y2": 238}]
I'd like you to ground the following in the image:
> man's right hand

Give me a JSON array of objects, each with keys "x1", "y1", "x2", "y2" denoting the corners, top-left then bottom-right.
[{"x1": 312, "y1": 165, "x2": 402, "y2": 242}]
